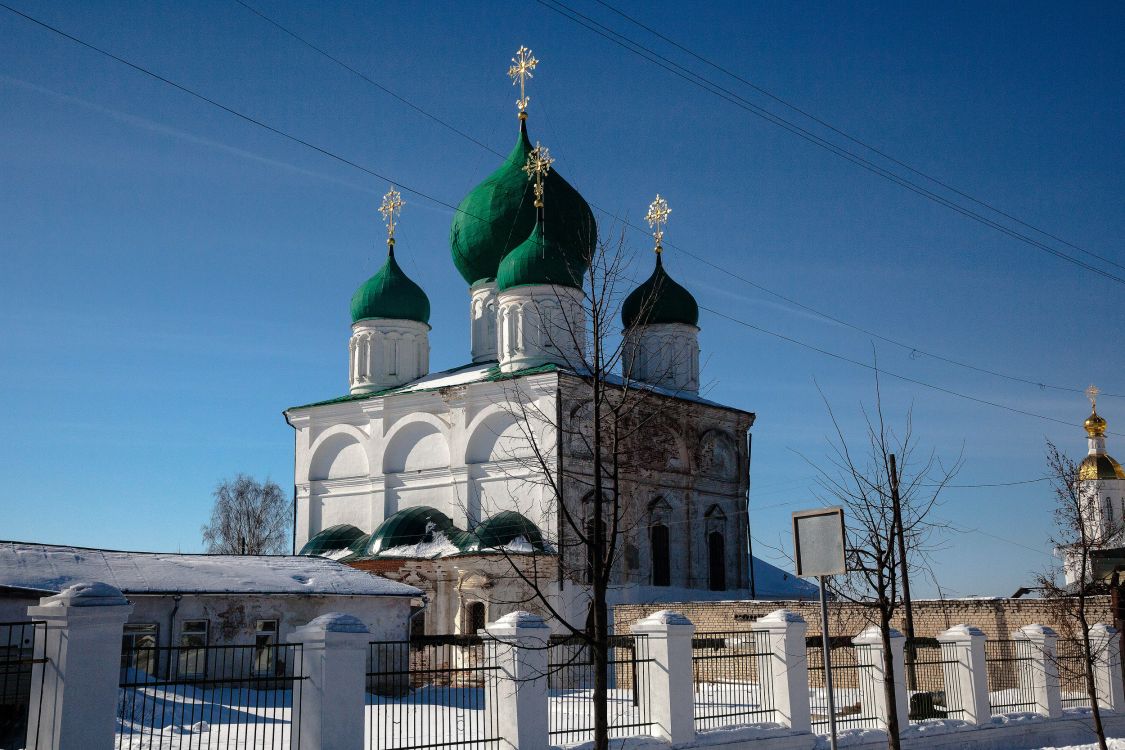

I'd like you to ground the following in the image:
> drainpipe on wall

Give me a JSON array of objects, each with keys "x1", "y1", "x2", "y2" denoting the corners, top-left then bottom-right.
[
  {"x1": 747, "y1": 431, "x2": 756, "y2": 599},
  {"x1": 167, "y1": 594, "x2": 182, "y2": 678}
]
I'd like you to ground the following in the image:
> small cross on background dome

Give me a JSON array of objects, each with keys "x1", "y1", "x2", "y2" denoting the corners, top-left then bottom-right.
[
  {"x1": 646, "y1": 194, "x2": 671, "y2": 253},
  {"x1": 379, "y1": 187, "x2": 405, "y2": 245},
  {"x1": 1086, "y1": 384, "x2": 1100, "y2": 410},
  {"x1": 523, "y1": 143, "x2": 554, "y2": 208}
]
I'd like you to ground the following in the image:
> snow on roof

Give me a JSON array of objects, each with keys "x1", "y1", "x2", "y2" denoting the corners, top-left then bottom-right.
[{"x1": 0, "y1": 541, "x2": 420, "y2": 598}]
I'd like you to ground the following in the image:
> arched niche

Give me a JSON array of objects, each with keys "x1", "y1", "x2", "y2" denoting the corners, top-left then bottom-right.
[
  {"x1": 699, "y1": 430, "x2": 739, "y2": 480},
  {"x1": 383, "y1": 421, "x2": 451, "y2": 474},
  {"x1": 466, "y1": 411, "x2": 528, "y2": 464},
  {"x1": 309, "y1": 432, "x2": 369, "y2": 481}
]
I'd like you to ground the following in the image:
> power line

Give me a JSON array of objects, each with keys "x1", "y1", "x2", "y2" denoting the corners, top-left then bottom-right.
[
  {"x1": 589, "y1": 0, "x2": 1125, "y2": 275},
  {"x1": 534, "y1": 0, "x2": 1125, "y2": 287},
  {"x1": 2, "y1": 2, "x2": 1117, "y2": 435},
  {"x1": 226, "y1": 0, "x2": 1123, "y2": 400}
]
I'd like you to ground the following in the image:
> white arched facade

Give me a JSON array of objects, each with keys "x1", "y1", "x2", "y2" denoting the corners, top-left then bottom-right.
[
  {"x1": 496, "y1": 285, "x2": 586, "y2": 373},
  {"x1": 349, "y1": 318, "x2": 431, "y2": 394}
]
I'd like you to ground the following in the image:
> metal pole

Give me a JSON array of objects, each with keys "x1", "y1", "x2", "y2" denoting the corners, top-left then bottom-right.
[{"x1": 819, "y1": 575, "x2": 837, "y2": 750}]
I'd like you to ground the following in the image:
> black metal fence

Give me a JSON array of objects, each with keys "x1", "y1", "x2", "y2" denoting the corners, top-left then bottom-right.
[
  {"x1": 985, "y1": 639, "x2": 1038, "y2": 715},
  {"x1": 0, "y1": 621, "x2": 45, "y2": 750},
  {"x1": 1057, "y1": 640, "x2": 1092, "y2": 709},
  {"x1": 807, "y1": 641, "x2": 881, "y2": 731},
  {"x1": 904, "y1": 639, "x2": 965, "y2": 722},
  {"x1": 547, "y1": 634, "x2": 652, "y2": 744},
  {"x1": 366, "y1": 635, "x2": 501, "y2": 750},
  {"x1": 116, "y1": 642, "x2": 304, "y2": 749},
  {"x1": 692, "y1": 631, "x2": 776, "y2": 730}
]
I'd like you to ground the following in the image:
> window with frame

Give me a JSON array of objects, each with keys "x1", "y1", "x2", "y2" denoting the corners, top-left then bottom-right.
[
  {"x1": 465, "y1": 601, "x2": 486, "y2": 634},
  {"x1": 121, "y1": 623, "x2": 159, "y2": 677},
  {"x1": 177, "y1": 620, "x2": 209, "y2": 679},
  {"x1": 253, "y1": 620, "x2": 280, "y2": 676}
]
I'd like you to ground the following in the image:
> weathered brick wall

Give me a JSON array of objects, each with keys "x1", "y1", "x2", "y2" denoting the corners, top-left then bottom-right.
[{"x1": 613, "y1": 596, "x2": 1114, "y2": 640}]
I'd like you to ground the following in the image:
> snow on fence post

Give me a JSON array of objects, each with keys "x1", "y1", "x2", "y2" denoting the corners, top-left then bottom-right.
[
  {"x1": 485, "y1": 611, "x2": 550, "y2": 750},
  {"x1": 936, "y1": 624, "x2": 990, "y2": 724},
  {"x1": 852, "y1": 625, "x2": 909, "y2": 732},
  {"x1": 1089, "y1": 623, "x2": 1124, "y2": 712},
  {"x1": 1014, "y1": 624, "x2": 1061, "y2": 719},
  {"x1": 630, "y1": 610, "x2": 695, "y2": 743},
  {"x1": 25, "y1": 582, "x2": 133, "y2": 750},
  {"x1": 288, "y1": 613, "x2": 371, "y2": 750},
  {"x1": 756, "y1": 609, "x2": 811, "y2": 732}
]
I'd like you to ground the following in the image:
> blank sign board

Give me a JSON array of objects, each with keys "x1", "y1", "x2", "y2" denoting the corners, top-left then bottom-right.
[{"x1": 792, "y1": 507, "x2": 846, "y2": 577}]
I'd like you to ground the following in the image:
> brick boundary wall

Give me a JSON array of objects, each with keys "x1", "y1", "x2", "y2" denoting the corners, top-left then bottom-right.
[{"x1": 613, "y1": 596, "x2": 1114, "y2": 641}]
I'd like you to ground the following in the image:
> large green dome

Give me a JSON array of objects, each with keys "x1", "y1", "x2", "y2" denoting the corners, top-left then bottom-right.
[
  {"x1": 350, "y1": 248, "x2": 431, "y2": 324},
  {"x1": 495, "y1": 222, "x2": 587, "y2": 291},
  {"x1": 449, "y1": 120, "x2": 597, "y2": 286},
  {"x1": 364, "y1": 506, "x2": 472, "y2": 557},
  {"x1": 473, "y1": 511, "x2": 548, "y2": 552},
  {"x1": 621, "y1": 254, "x2": 699, "y2": 329}
]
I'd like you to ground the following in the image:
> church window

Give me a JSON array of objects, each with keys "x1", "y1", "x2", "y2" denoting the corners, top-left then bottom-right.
[
  {"x1": 651, "y1": 524, "x2": 670, "y2": 586},
  {"x1": 466, "y1": 601, "x2": 487, "y2": 634},
  {"x1": 388, "y1": 338, "x2": 398, "y2": 376},
  {"x1": 708, "y1": 532, "x2": 727, "y2": 591}
]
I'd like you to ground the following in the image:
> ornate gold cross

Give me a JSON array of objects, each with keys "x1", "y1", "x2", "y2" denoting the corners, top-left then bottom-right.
[
  {"x1": 523, "y1": 143, "x2": 554, "y2": 208},
  {"x1": 646, "y1": 194, "x2": 671, "y2": 253},
  {"x1": 508, "y1": 46, "x2": 538, "y2": 118},
  {"x1": 379, "y1": 187, "x2": 405, "y2": 247},
  {"x1": 1087, "y1": 384, "x2": 1100, "y2": 411}
]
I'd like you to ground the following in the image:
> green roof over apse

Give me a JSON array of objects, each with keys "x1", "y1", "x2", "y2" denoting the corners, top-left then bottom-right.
[
  {"x1": 621, "y1": 254, "x2": 699, "y2": 329},
  {"x1": 449, "y1": 119, "x2": 597, "y2": 286},
  {"x1": 350, "y1": 248, "x2": 431, "y2": 324},
  {"x1": 298, "y1": 524, "x2": 367, "y2": 557},
  {"x1": 363, "y1": 506, "x2": 474, "y2": 557},
  {"x1": 472, "y1": 511, "x2": 548, "y2": 552}
]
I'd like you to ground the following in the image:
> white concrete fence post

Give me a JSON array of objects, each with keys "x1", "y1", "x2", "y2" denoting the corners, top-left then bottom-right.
[
  {"x1": 288, "y1": 613, "x2": 372, "y2": 750},
  {"x1": 1089, "y1": 623, "x2": 1125, "y2": 712},
  {"x1": 852, "y1": 625, "x2": 909, "y2": 732},
  {"x1": 936, "y1": 624, "x2": 991, "y2": 724},
  {"x1": 484, "y1": 612, "x2": 550, "y2": 750},
  {"x1": 1014, "y1": 624, "x2": 1061, "y2": 719},
  {"x1": 757, "y1": 609, "x2": 811, "y2": 732},
  {"x1": 25, "y1": 582, "x2": 133, "y2": 750},
  {"x1": 630, "y1": 610, "x2": 696, "y2": 744}
]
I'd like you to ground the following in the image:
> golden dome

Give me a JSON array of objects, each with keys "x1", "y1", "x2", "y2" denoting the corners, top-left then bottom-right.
[
  {"x1": 1085, "y1": 409, "x2": 1108, "y2": 438},
  {"x1": 1079, "y1": 454, "x2": 1125, "y2": 481}
]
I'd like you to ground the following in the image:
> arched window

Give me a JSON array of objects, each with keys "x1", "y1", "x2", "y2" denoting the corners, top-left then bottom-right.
[
  {"x1": 466, "y1": 602, "x2": 486, "y2": 634},
  {"x1": 651, "y1": 524, "x2": 670, "y2": 586},
  {"x1": 708, "y1": 532, "x2": 726, "y2": 591}
]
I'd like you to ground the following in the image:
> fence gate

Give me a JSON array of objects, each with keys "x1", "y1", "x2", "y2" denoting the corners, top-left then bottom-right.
[{"x1": 0, "y1": 621, "x2": 45, "y2": 750}]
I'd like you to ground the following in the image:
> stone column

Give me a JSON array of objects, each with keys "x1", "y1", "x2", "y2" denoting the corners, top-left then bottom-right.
[
  {"x1": 485, "y1": 612, "x2": 550, "y2": 750},
  {"x1": 630, "y1": 610, "x2": 696, "y2": 743},
  {"x1": 936, "y1": 624, "x2": 990, "y2": 724},
  {"x1": 1014, "y1": 624, "x2": 1061, "y2": 719},
  {"x1": 756, "y1": 609, "x2": 811, "y2": 732},
  {"x1": 288, "y1": 613, "x2": 371, "y2": 750},
  {"x1": 26, "y1": 582, "x2": 133, "y2": 750},
  {"x1": 852, "y1": 625, "x2": 909, "y2": 732},
  {"x1": 1089, "y1": 623, "x2": 1124, "y2": 712}
]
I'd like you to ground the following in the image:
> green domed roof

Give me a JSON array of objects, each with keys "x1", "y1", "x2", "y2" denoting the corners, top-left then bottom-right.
[
  {"x1": 621, "y1": 254, "x2": 699, "y2": 329},
  {"x1": 364, "y1": 506, "x2": 472, "y2": 557},
  {"x1": 350, "y1": 248, "x2": 431, "y2": 324},
  {"x1": 495, "y1": 222, "x2": 587, "y2": 291},
  {"x1": 473, "y1": 511, "x2": 548, "y2": 552},
  {"x1": 449, "y1": 120, "x2": 597, "y2": 286},
  {"x1": 298, "y1": 524, "x2": 367, "y2": 557}
]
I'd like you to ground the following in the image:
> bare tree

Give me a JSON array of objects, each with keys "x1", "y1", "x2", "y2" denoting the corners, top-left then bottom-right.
[
  {"x1": 804, "y1": 377, "x2": 958, "y2": 750},
  {"x1": 1033, "y1": 441, "x2": 1123, "y2": 750},
  {"x1": 201, "y1": 474, "x2": 291, "y2": 555}
]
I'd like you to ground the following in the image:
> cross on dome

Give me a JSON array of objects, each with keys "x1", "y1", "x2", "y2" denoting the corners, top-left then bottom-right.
[
  {"x1": 523, "y1": 143, "x2": 554, "y2": 208},
  {"x1": 646, "y1": 194, "x2": 671, "y2": 254},
  {"x1": 379, "y1": 187, "x2": 405, "y2": 248},
  {"x1": 1087, "y1": 384, "x2": 1100, "y2": 410},
  {"x1": 508, "y1": 46, "x2": 538, "y2": 119}
]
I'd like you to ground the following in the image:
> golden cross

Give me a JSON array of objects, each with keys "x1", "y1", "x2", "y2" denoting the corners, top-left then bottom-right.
[
  {"x1": 508, "y1": 46, "x2": 538, "y2": 117},
  {"x1": 379, "y1": 187, "x2": 405, "y2": 246},
  {"x1": 1087, "y1": 384, "x2": 1100, "y2": 411},
  {"x1": 646, "y1": 194, "x2": 671, "y2": 253},
  {"x1": 523, "y1": 142, "x2": 554, "y2": 208}
]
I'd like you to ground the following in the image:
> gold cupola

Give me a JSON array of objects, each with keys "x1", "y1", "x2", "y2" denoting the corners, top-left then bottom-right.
[{"x1": 1079, "y1": 385, "x2": 1125, "y2": 481}]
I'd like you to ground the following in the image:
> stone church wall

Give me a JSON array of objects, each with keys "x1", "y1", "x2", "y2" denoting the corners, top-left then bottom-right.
[{"x1": 613, "y1": 596, "x2": 1115, "y2": 640}]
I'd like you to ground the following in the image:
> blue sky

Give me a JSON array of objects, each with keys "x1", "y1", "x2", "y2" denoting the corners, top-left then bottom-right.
[{"x1": 1, "y1": 0, "x2": 1121, "y2": 597}]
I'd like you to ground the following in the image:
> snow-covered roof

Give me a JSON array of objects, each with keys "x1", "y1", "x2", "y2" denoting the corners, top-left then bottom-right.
[{"x1": 0, "y1": 541, "x2": 420, "y2": 597}]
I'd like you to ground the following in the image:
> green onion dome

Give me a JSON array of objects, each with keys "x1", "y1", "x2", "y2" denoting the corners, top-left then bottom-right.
[
  {"x1": 449, "y1": 120, "x2": 597, "y2": 286},
  {"x1": 621, "y1": 254, "x2": 699, "y2": 329},
  {"x1": 472, "y1": 511, "x2": 548, "y2": 552},
  {"x1": 495, "y1": 221, "x2": 587, "y2": 291},
  {"x1": 364, "y1": 506, "x2": 473, "y2": 557},
  {"x1": 298, "y1": 524, "x2": 367, "y2": 557},
  {"x1": 350, "y1": 248, "x2": 431, "y2": 324}
]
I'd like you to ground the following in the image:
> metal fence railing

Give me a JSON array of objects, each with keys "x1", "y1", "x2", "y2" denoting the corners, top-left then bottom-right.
[
  {"x1": 985, "y1": 639, "x2": 1038, "y2": 715},
  {"x1": 547, "y1": 634, "x2": 652, "y2": 744},
  {"x1": 367, "y1": 635, "x2": 501, "y2": 750},
  {"x1": 1057, "y1": 640, "x2": 1092, "y2": 709},
  {"x1": 691, "y1": 631, "x2": 776, "y2": 730},
  {"x1": 905, "y1": 639, "x2": 964, "y2": 722},
  {"x1": 0, "y1": 621, "x2": 45, "y2": 750},
  {"x1": 116, "y1": 642, "x2": 304, "y2": 750},
  {"x1": 807, "y1": 640, "x2": 881, "y2": 731}
]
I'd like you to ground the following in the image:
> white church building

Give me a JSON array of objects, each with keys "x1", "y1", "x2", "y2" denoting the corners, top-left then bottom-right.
[{"x1": 284, "y1": 60, "x2": 809, "y2": 635}]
